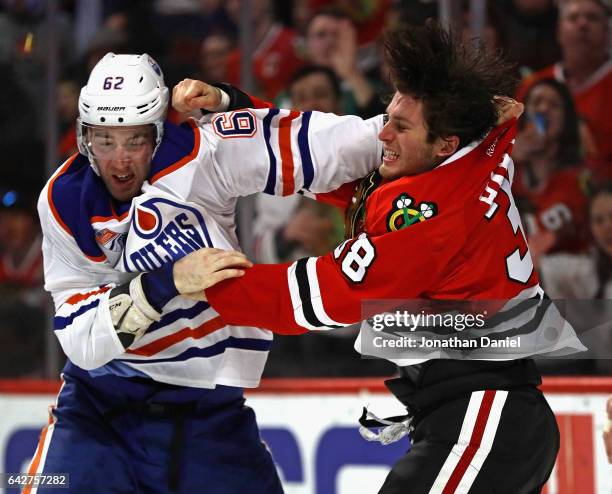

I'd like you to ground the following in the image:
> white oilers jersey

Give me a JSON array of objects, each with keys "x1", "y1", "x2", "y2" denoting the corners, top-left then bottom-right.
[{"x1": 39, "y1": 109, "x2": 384, "y2": 389}]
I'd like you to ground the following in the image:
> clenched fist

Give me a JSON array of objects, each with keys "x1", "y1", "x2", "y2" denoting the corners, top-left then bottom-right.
[
  {"x1": 494, "y1": 96, "x2": 524, "y2": 125},
  {"x1": 173, "y1": 248, "x2": 252, "y2": 296},
  {"x1": 172, "y1": 78, "x2": 223, "y2": 113}
]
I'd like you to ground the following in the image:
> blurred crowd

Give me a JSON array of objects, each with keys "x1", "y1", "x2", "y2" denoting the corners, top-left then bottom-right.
[{"x1": 1, "y1": 0, "x2": 611, "y2": 378}]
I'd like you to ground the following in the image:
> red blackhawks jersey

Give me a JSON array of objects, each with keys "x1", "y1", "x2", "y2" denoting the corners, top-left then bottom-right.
[{"x1": 206, "y1": 119, "x2": 582, "y2": 361}]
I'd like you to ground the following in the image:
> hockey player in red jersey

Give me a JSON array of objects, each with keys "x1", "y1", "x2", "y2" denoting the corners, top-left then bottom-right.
[{"x1": 187, "y1": 22, "x2": 566, "y2": 493}]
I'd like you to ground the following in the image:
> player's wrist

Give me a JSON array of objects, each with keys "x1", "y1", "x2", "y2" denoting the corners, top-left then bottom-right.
[
  {"x1": 139, "y1": 263, "x2": 178, "y2": 314},
  {"x1": 202, "y1": 82, "x2": 253, "y2": 114},
  {"x1": 204, "y1": 87, "x2": 230, "y2": 112}
]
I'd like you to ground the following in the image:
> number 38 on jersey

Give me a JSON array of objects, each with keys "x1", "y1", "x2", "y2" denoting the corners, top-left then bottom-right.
[{"x1": 334, "y1": 233, "x2": 377, "y2": 283}]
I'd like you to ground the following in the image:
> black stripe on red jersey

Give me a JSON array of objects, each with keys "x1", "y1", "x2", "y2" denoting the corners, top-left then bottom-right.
[{"x1": 295, "y1": 258, "x2": 344, "y2": 329}]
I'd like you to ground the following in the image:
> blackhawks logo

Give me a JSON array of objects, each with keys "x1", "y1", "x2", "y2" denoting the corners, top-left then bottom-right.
[{"x1": 386, "y1": 194, "x2": 437, "y2": 232}]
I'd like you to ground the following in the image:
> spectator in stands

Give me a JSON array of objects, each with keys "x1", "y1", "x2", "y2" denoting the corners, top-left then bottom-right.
[
  {"x1": 538, "y1": 183, "x2": 612, "y2": 374},
  {"x1": 512, "y1": 78, "x2": 590, "y2": 257},
  {"x1": 225, "y1": 0, "x2": 303, "y2": 100},
  {"x1": 493, "y1": 0, "x2": 561, "y2": 76},
  {"x1": 516, "y1": 0, "x2": 612, "y2": 167},
  {"x1": 540, "y1": 183, "x2": 612, "y2": 299},
  {"x1": 303, "y1": 8, "x2": 385, "y2": 118},
  {"x1": 198, "y1": 31, "x2": 235, "y2": 83},
  {"x1": 288, "y1": 64, "x2": 342, "y2": 114},
  {"x1": 0, "y1": 189, "x2": 44, "y2": 295},
  {"x1": 170, "y1": 31, "x2": 236, "y2": 124}
]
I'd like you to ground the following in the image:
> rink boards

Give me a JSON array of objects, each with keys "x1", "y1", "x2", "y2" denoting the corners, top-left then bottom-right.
[{"x1": 0, "y1": 377, "x2": 610, "y2": 494}]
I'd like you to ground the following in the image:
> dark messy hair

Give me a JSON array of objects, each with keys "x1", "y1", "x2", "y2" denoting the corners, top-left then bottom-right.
[{"x1": 383, "y1": 20, "x2": 518, "y2": 147}]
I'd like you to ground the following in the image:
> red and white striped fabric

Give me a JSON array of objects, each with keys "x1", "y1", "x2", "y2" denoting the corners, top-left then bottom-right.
[{"x1": 429, "y1": 390, "x2": 508, "y2": 494}]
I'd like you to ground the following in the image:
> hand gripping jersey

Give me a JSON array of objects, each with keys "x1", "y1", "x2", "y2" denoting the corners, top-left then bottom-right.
[
  {"x1": 206, "y1": 119, "x2": 584, "y2": 362},
  {"x1": 39, "y1": 108, "x2": 384, "y2": 388}
]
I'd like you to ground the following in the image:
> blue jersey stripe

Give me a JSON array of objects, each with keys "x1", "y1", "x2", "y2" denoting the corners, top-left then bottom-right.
[
  {"x1": 54, "y1": 299, "x2": 101, "y2": 331},
  {"x1": 298, "y1": 111, "x2": 314, "y2": 189},
  {"x1": 120, "y1": 337, "x2": 272, "y2": 364},
  {"x1": 263, "y1": 108, "x2": 280, "y2": 195},
  {"x1": 148, "y1": 301, "x2": 211, "y2": 333}
]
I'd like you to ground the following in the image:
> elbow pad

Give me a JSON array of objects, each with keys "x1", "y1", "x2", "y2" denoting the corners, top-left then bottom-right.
[{"x1": 108, "y1": 275, "x2": 162, "y2": 348}]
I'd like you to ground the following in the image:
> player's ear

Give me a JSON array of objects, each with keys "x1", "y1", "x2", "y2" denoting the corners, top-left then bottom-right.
[{"x1": 435, "y1": 135, "x2": 459, "y2": 159}]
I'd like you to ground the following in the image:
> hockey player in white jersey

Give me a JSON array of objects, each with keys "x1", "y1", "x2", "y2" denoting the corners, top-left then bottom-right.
[{"x1": 29, "y1": 52, "x2": 385, "y2": 493}]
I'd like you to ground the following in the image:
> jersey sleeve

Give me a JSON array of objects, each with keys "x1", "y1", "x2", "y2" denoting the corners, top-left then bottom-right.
[
  {"x1": 198, "y1": 109, "x2": 384, "y2": 200},
  {"x1": 38, "y1": 186, "x2": 127, "y2": 370},
  {"x1": 206, "y1": 215, "x2": 464, "y2": 334},
  {"x1": 306, "y1": 181, "x2": 360, "y2": 211}
]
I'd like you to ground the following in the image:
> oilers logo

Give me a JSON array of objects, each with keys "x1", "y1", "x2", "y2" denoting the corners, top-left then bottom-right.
[
  {"x1": 147, "y1": 55, "x2": 162, "y2": 77},
  {"x1": 122, "y1": 197, "x2": 213, "y2": 273},
  {"x1": 386, "y1": 194, "x2": 437, "y2": 232}
]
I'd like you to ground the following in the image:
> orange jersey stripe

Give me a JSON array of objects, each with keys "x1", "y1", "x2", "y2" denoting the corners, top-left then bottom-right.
[
  {"x1": 23, "y1": 415, "x2": 54, "y2": 493},
  {"x1": 150, "y1": 119, "x2": 201, "y2": 184},
  {"x1": 90, "y1": 209, "x2": 129, "y2": 224},
  {"x1": 279, "y1": 111, "x2": 300, "y2": 196},
  {"x1": 47, "y1": 153, "x2": 79, "y2": 237},
  {"x1": 48, "y1": 153, "x2": 108, "y2": 263},
  {"x1": 65, "y1": 286, "x2": 111, "y2": 306},
  {"x1": 126, "y1": 316, "x2": 225, "y2": 357}
]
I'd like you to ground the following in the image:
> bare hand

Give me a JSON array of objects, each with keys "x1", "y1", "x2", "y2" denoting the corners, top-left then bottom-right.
[
  {"x1": 172, "y1": 78, "x2": 222, "y2": 113},
  {"x1": 173, "y1": 248, "x2": 252, "y2": 295},
  {"x1": 329, "y1": 20, "x2": 358, "y2": 80},
  {"x1": 494, "y1": 96, "x2": 524, "y2": 125}
]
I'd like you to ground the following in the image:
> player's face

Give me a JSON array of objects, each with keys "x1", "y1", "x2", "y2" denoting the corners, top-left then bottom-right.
[
  {"x1": 525, "y1": 83, "x2": 565, "y2": 140},
  {"x1": 87, "y1": 125, "x2": 155, "y2": 201},
  {"x1": 290, "y1": 72, "x2": 340, "y2": 113},
  {"x1": 378, "y1": 92, "x2": 456, "y2": 180},
  {"x1": 590, "y1": 192, "x2": 612, "y2": 257}
]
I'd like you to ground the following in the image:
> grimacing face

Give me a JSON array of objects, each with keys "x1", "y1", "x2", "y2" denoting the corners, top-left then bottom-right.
[
  {"x1": 378, "y1": 92, "x2": 458, "y2": 180},
  {"x1": 87, "y1": 125, "x2": 155, "y2": 201}
]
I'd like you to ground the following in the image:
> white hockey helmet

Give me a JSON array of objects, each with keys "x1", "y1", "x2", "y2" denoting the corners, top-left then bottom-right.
[{"x1": 77, "y1": 53, "x2": 169, "y2": 173}]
